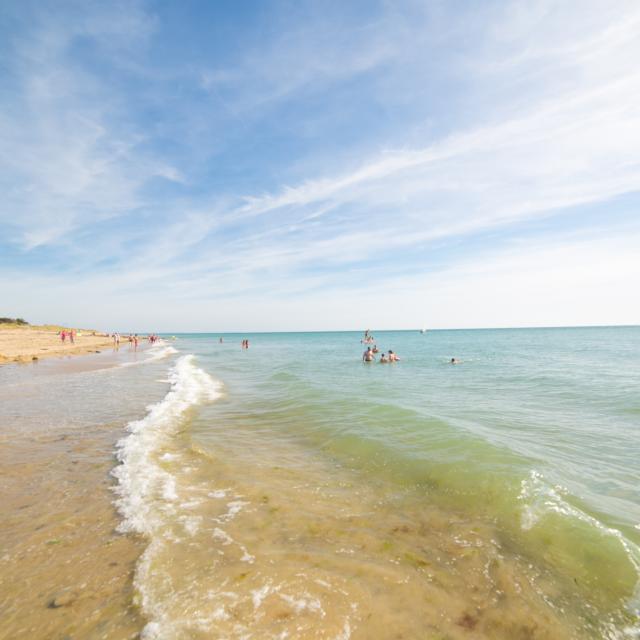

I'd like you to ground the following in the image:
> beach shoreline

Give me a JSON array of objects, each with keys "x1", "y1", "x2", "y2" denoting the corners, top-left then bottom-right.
[
  {"x1": 1, "y1": 328, "x2": 638, "y2": 639},
  {"x1": 0, "y1": 324, "x2": 122, "y2": 365},
  {"x1": 0, "y1": 346, "x2": 172, "y2": 639}
]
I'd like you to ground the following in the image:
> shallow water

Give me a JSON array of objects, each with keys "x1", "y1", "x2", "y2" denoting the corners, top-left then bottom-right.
[
  {"x1": 120, "y1": 328, "x2": 640, "y2": 639},
  {"x1": 2, "y1": 329, "x2": 639, "y2": 638},
  {"x1": 0, "y1": 344, "x2": 175, "y2": 640}
]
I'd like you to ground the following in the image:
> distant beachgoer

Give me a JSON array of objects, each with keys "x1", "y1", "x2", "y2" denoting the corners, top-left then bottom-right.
[
  {"x1": 69, "y1": 330, "x2": 75, "y2": 344},
  {"x1": 450, "y1": 358, "x2": 461, "y2": 364},
  {"x1": 133, "y1": 334, "x2": 139, "y2": 350},
  {"x1": 61, "y1": 330, "x2": 66, "y2": 343},
  {"x1": 372, "y1": 345, "x2": 379, "y2": 353},
  {"x1": 363, "y1": 347, "x2": 375, "y2": 362},
  {"x1": 380, "y1": 353, "x2": 388, "y2": 363},
  {"x1": 388, "y1": 350, "x2": 400, "y2": 362},
  {"x1": 219, "y1": 337, "x2": 223, "y2": 343}
]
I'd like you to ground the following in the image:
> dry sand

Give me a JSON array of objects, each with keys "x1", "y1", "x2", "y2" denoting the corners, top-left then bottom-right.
[{"x1": 0, "y1": 325, "x2": 116, "y2": 364}]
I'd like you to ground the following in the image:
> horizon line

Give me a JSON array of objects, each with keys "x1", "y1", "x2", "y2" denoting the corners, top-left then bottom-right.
[{"x1": 150, "y1": 323, "x2": 640, "y2": 335}]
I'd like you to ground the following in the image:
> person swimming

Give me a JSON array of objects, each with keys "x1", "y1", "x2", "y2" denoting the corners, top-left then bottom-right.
[
  {"x1": 388, "y1": 350, "x2": 400, "y2": 362},
  {"x1": 450, "y1": 358, "x2": 461, "y2": 364},
  {"x1": 380, "y1": 353, "x2": 388, "y2": 363}
]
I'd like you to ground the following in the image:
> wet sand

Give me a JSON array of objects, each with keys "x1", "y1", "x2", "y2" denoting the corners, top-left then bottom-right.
[
  {"x1": 0, "y1": 427, "x2": 144, "y2": 640},
  {"x1": 0, "y1": 350, "x2": 169, "y2": 640}
]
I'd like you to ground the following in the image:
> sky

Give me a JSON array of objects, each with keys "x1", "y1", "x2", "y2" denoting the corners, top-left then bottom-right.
[{"x1": 1, "y1": 0, "x2": 639, "y2": 332}]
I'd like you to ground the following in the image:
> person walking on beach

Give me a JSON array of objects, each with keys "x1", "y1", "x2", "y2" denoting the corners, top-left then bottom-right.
[
  {"x1": 69, "y1": 330, "x2": 75, "y2": 344},
  {"x1": 61, "y1": 330, "x2": 66, "y2": 343},
  {"x1": 363, "y1": 347, "x2": 375, "y2": 362}
]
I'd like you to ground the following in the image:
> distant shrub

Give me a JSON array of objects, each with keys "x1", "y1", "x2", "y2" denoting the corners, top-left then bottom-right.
[{"x1": 0, "y1": 317, "x2": 29, "y2": 325}]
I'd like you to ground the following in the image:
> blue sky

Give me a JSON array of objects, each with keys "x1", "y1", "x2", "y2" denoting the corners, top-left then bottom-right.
[{"x1": 1, "y1": 0, "x2": 639, "y2": 331}]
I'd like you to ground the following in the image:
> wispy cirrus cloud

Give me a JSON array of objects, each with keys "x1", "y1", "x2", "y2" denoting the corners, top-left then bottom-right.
[
  {"x1": 0, "y1": 1, "x2": 179, "y2": 248},
  {"x1": 1, "y1": 0, "x2": 639, "y2": 329}
]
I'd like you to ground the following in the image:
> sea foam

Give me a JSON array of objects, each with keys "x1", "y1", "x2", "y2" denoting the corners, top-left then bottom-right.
[
  {"x1": 112, "y1": 354, "x2": 223, "y2": 639},
  {"x1": 112, "y1": 354, "x2": 222, "y2": 536},
  {"x1": 519, "y1": 469, "x2": 640, "y2": 623},
  {"x1": 118, "y1": 342, "x2": 178, "y2": 368}
]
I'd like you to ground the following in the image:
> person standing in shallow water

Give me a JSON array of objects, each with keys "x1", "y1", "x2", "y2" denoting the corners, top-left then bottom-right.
[{"x1": 363, "y1": 347, "x2": 375, "y2": 362}]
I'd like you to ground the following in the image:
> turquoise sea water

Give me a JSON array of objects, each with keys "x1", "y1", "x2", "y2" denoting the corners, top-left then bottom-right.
[
  {"x1": 112, "y1": 327, "x2": 640, "y2": 638},
  {"x1": 186, "y1": 327, "x2": 640, "y2": 536}
]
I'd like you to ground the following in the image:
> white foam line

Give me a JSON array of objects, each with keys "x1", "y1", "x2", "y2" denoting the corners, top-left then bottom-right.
[
  {"x1": 111, "y1": 354, "x2": 222, "y2": 640},
  {"x1": 119, "y1": 342, "x2": 179, "y2": 368},
  {"x1": 213, "y1": 527, "x2": 234, "y2": 545},
  {"x1": 519, "y1": 470, "x2": 640, "y2": 618},
  {"x1": 112, "y1": 354, "x2": 221, "y2": 535},
  {"x1": 215, "y1": 499, "x2": 249, "y2": 524}
]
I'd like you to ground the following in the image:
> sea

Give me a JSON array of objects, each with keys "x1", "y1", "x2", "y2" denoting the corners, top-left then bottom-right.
[{"x1": 1, "y1": 327, "x2": 639, "y2": 639}]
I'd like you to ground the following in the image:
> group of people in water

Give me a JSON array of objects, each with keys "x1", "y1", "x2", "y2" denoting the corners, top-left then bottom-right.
[
  {"x1": 361, "y1": 330, "x2": 461, "y2": 364},
  {"x1": 362, "y1": 331, "x2": 400, "y2": 363},
  {"x1": 214, "y1": 331, "x2": 460, "y2": 365},
  {"x1": 363, "y1": 345, "x2": 400, "y2": 363},
  {"x1": 110, "y1": 333, "x2": 159, "y2": 350}
]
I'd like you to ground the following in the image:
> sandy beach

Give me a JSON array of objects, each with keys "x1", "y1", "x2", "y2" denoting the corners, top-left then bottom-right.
[
  {"x1": 0, "y1": 343, "x2": 171, "y2": 640},
  {"x1": 0, "y1": 325, "x2": 117, "y2": 364}
]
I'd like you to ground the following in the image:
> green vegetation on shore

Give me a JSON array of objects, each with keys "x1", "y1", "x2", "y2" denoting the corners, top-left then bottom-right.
[{"x1": 0, "y1": 317, "x2": 29, "y2": 325}]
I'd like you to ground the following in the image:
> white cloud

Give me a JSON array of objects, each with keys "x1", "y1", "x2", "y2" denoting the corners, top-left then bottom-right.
[
  {"x1": 2, "y1": 1, "x2": 640, "y2": 330},
  {"x1": 0, "y1": 2, "x2": 173, "y2": 248}
]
